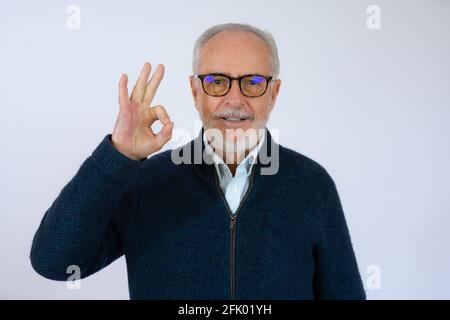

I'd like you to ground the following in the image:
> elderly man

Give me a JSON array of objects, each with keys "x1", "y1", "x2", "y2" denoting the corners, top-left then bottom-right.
[{"x1": 30, "y1": 23, "x2": 366, "y2": 300}]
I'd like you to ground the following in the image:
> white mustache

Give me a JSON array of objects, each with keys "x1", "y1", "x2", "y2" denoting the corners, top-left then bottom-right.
[{"x1": 213, "y1": 108, "x2": 255, "y2": 120}]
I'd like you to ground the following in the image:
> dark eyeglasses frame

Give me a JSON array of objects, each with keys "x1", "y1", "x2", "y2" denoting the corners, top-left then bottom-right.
[{"x1": 193, "y1": 73, "x2": 274, "y2": 97}]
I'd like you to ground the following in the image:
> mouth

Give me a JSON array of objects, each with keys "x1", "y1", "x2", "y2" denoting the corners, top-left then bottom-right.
[
  {"x1": 221, "y1": 116, "x2": 250, "y2": 122},
  {"x1": 219, "y1": 116, "x2": 252, "y2": 128}
]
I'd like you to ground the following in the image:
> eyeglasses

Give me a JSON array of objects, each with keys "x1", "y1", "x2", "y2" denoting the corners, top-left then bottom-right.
[{"x1": 193, "y1": 73, "x2": 274, "y2": 97}]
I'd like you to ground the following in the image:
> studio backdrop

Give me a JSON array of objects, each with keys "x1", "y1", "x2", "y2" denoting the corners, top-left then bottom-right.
[{"x1": 0, "y1": 0, "x2": 449, "y2": 299}]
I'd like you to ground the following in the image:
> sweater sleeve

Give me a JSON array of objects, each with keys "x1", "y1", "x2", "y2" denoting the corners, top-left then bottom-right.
[
  {"x1": 313, "y1": 174, "x2": 366, "y2": 300},
  {"x1": 30, "y1": 134, "x2": 142, "y2": 281}
]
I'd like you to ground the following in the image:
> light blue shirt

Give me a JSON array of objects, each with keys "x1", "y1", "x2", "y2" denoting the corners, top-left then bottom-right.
[{"x1": 203, "y1": 130, "x2": 266, "y2": 215}]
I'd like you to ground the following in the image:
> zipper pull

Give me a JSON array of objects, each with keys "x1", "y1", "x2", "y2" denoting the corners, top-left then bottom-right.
[{"x1": 229, "y1": 215, "x2": 236, "y2": 230}]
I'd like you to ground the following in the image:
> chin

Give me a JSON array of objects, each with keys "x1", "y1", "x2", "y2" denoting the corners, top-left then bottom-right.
[
  {"x1": 213, "y1": 122, "x2": 261, "y2": 153},
  {"x1": 222, "y1": 136, "x2": 258, "y2": 153}
]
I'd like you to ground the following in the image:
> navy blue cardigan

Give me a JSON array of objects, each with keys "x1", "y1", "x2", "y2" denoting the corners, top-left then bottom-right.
[{"x1": 30, "y1": 128, "x2": 366, "y2": 300}]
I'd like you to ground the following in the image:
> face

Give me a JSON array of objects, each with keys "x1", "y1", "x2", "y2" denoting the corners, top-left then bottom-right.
[{"x1": 190, "y1": 31, "x2": 281, "y2": 153}]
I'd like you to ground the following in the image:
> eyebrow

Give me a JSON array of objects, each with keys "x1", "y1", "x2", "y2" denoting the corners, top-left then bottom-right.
[{"x1": 202, "y1": 71, "x2": 263, "y2": 77}]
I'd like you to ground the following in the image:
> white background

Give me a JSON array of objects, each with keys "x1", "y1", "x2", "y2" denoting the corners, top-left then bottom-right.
[{"x1": 1, "y1": 0, "x2": 449, "y2": 299}]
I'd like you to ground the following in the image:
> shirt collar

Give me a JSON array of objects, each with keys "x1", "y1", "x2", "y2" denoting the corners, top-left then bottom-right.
[{"x1": 203, "y1": 128, "x2": 266, "y2": 178}]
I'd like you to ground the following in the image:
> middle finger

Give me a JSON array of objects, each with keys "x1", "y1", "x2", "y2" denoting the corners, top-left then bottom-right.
[
  {"x1": 130, "y1": 62, "x2": 152, "y2": 102},
  {"x1": 143, "y1": 64, "x2": 165, "y2": 106}
]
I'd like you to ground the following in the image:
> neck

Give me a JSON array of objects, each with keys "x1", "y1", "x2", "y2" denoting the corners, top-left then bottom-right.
[{"x1": 221, "y1": 148, "x2": 252, "y2": 176}]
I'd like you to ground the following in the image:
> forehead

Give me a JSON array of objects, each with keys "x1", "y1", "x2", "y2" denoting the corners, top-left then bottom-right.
[{"x1": 198, "y1": 31, "x2": 271, "y2": 76}]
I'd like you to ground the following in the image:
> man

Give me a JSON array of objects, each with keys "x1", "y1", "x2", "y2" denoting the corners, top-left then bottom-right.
[{"x1": 30, "y1": 23, "x2": 366, "y2": 300}]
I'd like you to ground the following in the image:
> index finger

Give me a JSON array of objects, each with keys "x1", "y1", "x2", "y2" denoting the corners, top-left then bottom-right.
[
  {"x1": 143, "y1": 64, "x2": 165, "y2": 106},
  {"x1": 148, "y1": 105, "x2": 171, "y2": 125}
]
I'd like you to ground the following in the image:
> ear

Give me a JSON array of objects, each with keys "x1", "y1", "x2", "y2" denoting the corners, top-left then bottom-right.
[
  {"x1": 189, "y1": 75, "x2": 200, "y2": 111},
  {"x1": 268, "y1": 78, "x2": 281, "y2": 112}
]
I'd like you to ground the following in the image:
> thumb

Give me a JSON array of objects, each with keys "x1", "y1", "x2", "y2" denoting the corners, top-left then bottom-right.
[{"x1": 154, "y1": 121, "x2": 174, "y2": 149}]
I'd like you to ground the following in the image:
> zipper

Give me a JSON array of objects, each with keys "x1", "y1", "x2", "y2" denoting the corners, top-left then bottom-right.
[
  {"x1": 229, "y1": 215, "x2": 237, "y2": 300},
  {"x1": 213, "y1": 165, "x2": 256, "y2": 300}
]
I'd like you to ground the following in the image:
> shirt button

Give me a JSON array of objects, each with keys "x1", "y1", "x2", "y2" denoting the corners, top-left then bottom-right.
[{"x1": 233, "y1": 187, "x2": 238, "y2": 193}]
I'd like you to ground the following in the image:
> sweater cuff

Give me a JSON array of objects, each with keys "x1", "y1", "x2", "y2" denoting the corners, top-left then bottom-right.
[{"x1": 90, "y1": 134, "x2": 142, "y2": 183}]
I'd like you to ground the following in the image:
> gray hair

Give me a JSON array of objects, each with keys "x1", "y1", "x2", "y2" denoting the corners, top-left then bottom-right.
[{"x1": 192, "y1": 23, "x2": 280, "y2": 78}]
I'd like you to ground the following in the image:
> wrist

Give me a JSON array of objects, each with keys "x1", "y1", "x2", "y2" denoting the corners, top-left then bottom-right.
[{"x1": 111, "y1": 138, "x2": 140, "y2": 161}]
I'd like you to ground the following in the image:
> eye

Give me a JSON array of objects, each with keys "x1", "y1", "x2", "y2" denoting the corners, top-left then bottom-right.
[
  {"x1": 204, "y1": 75, "x2": 215, "y2": 83},
  {"x1": 249, "y1": 76, "x2": 264, "y2": 85},
  {"x1": 204, "y1": 75, "x2": 226, "y2": 85}
]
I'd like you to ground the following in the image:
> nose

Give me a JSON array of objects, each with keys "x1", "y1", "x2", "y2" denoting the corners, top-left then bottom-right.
[{"x1": 226, "y1": 79, "x2": 245, "y2": 99}]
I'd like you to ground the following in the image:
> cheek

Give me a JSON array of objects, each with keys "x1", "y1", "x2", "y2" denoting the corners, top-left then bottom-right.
[
  {"x1": 201, "y1": 96, "x2": 221, "y2": 116},
  {"x1": 253, "y1": 100, "x2": 271, "y2": 118}
]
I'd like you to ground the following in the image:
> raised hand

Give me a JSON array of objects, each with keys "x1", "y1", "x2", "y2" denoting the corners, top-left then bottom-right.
[{"x1": 111, "y1": 62, "x2": 174, "y2": 160}]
